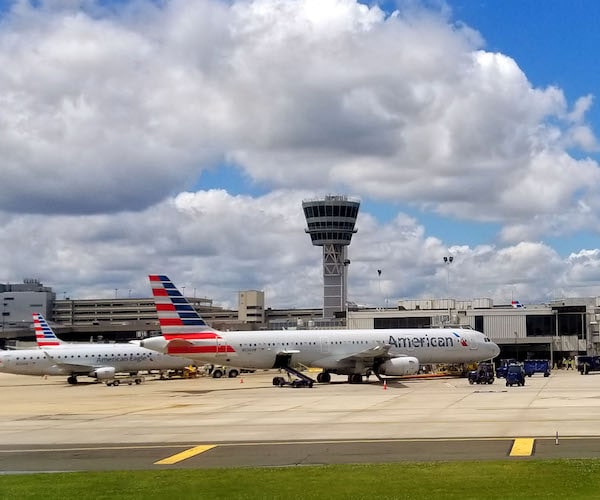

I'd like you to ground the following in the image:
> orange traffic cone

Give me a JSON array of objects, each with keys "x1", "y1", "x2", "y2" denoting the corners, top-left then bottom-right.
[
  {"x1": 240, "y1": 377, "x2": 244, "y2": 383},
  {"x1": 383, "y1": 379, "x2": 387, "y2": 390}
]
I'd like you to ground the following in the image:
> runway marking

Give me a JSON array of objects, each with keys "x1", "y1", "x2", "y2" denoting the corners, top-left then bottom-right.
[
  {"x1": 154, "y1": 445, "x2": 217, "y2": 465},
  {"x1": 509, "y1": 438, "x2": 535, "y2": 457}
]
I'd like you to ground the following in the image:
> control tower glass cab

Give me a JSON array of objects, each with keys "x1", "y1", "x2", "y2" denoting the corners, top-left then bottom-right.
[{"x1": 302, "y1": 195, "x2": 360, "y2": 319}]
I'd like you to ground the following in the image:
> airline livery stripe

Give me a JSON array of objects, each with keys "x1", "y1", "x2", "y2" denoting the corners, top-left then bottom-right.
[
  {"x1": 509, "y1": 438, "x2": 535, "y2": 456},
  {"x1": 159, "y1": 319, "x2": 184, "y2": 326},
  {"x1": 155, "y1": 303, "x2": 176, "y2": 311},
  {"x1": 164, "y1": 333, "x2": 220, "y2": 340},
  {"x1": 167, "y1": 345, "x2": 236, "y2": 354},
  {"x1": 152, "y1": 289, "x2": 169, "y2": 297},
  {"x1": 154, "y1": 445, "x2": 217, "y2": 465}
]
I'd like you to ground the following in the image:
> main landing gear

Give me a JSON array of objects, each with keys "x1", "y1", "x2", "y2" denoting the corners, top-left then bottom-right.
[
  {"x1": 316, "y1": 371, "x2": 369, "y2": 384},
  {"x1": 67, "y1": 376, "x2": 78, "y2": 385},
  {"x1": 347, "y1": 373, "x2": 363, "y2": 384}
]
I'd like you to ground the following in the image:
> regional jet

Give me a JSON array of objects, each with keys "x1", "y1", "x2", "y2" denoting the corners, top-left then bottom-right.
[
  {"x1": 140, "y1": 275, "x2": 500, "y2": 385},
  {"x1": 0, "y1": 313, "x2": 194, "y2": 384}
]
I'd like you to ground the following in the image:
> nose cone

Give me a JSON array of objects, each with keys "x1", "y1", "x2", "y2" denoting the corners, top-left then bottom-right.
[
  {"x1": 490, "y1": 341, "x2": 501, "y2": 359},
  {"x1": 140, "y1": 336, "x2": 168, "y2": 353}
]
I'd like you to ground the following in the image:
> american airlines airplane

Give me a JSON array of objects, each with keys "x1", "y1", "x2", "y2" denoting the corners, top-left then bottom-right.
[
  {"x1": 140, "y1": 275, "x2": 500, "y2": 386},
  {"x1": 0, "y1": 313, "x2": 194, "y2": 384}
]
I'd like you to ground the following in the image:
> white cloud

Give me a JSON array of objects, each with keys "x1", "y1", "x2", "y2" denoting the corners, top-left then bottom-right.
[
  {"x1": 0, "y1": 0, "x2": 595, "y2": 223},
  {"x1": 2, "y1": 188, "x2": 599, "y2": 308}
]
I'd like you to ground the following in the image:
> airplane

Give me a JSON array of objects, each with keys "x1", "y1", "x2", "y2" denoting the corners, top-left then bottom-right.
[
  {"x1": 33, "y1": 313, "x2": 143, "y2": 348},
  {"x1": 140, "y1": 275, "x2": 500, "y2": 386},
  {"x1": 0, "y1": 313, "x2": 194, "y2": 385}
]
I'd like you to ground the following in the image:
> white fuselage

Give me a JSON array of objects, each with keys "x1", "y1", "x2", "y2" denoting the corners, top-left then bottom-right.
[
  {"x1": 0, "y1": 344, "x2": 192, "y2": 378},
  {"x1": 145, "y1": 327, "x2": 500, "y2": 373}
]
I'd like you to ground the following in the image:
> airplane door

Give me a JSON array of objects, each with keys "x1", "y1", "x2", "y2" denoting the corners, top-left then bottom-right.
[
  {"x1": 215, "y1": 337, "x2": 227, "y2": 357},
  {"x1": 320, "y1": 337, "x2": 329, "y2": 354}
]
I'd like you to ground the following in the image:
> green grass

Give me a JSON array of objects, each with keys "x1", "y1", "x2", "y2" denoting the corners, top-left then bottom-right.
[{"x1": 2, "y1": 460, "x2": 600, "y2": 499}]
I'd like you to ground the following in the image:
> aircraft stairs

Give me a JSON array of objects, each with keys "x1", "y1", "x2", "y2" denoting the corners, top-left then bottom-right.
[{"x1": 272, "y1": 365, "x2": 316, "y2": 388}]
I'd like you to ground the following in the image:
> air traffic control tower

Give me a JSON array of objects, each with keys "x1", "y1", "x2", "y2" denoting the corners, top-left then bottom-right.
[{"x1": 302, "y1": 195, "x2": 360, "y2": 319}]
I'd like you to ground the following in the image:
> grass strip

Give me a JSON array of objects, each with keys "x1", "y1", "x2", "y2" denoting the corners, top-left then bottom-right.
[{"x1": 1, "y1": 460, "x2": 600, "y2": 499}]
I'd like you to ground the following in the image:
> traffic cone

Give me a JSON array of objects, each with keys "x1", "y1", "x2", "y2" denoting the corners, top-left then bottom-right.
[
  {"x1": 240, "y1": 377, "x2": 244, "y2": 383},
  {"x1": 383, "y1": 379, "x2": 387, "y2": 390}
]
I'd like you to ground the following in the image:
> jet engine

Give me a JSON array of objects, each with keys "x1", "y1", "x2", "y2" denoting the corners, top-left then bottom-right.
[
  {"x1": 377, "y1": 356, "x2": 419, "y2": 376},
  {"x1": 91, "y1": 367, "x2": 116, "y2": 380}
]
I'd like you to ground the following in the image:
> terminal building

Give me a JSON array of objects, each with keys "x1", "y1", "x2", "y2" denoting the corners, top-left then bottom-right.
[{"x1": 1, "y1": 278, "x2": 599, "y2": 365}]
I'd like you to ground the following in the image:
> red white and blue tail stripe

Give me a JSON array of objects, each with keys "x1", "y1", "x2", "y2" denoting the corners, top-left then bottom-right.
[
  {"x1": 33, "y1": 313, "x2": 62, "y2": 347},
  {"x1": 148, "y1": 275, "x2": 235, "y2": 354}
]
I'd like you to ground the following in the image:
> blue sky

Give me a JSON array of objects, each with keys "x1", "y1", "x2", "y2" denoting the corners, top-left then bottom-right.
[
  {"x1": 1, "y1": 0, "x2": 600, "y2": 306},
  {"x1": 433, "y1": 0, "x2": 600, "y2": 254}
]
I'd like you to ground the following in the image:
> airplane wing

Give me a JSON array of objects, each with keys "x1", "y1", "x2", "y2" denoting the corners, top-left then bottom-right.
[
  {"x1": 42, "y1": 351, "x2": 96, "y2": 373},
  {"x1": 335, "y1": 343, "x2": 392, "y2": 363}
]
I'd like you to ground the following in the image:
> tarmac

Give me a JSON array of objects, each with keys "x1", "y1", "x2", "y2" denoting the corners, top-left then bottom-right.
[{"x1": 0, "y1": 368, "x2": 599, "y2": 471}]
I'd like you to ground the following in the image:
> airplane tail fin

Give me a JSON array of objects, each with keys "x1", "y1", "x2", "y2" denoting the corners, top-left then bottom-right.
[
  {"x1": 32, "y1": 313, "x2": 63, "y2": 347},
  {"x1": 148, "y1": 274, "x2": 217, "y2": 338}
]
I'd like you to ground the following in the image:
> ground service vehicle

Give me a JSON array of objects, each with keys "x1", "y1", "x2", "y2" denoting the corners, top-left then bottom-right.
[
  {"x1": 506, "y1": 364, "x2": 525, "y2": 387},
  {"x1": 272, "y1": 376, "x2": 313, "y2": 388},
  {"x1": 209, "y1": 366, "x2": 240, "y2": 378},
  {"x1": 523, "y1": 359, "x2": 551, "y2": 377},
  {"x1": 468, "y1": 362, "x2": 495, "y2": 384},
  {"x1": 105, "y1": 375, "x2": 144, "y2": 386},
  {"x1": 577, "y1": 356, "x2": 600, "y2": 375},
  {"x1": 495, "y1": 359, "x2": 518, "y2": 378}
]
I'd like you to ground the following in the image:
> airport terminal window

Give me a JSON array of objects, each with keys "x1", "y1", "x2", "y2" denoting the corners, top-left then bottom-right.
[
  {"x1": 558, "y1": 313, "x2": 586, "y2": 339},
  {"x1": 526, "y1": 315, "x2": 556, "y2": 337},
  {"x1": 374, "y1": 317, "x2": 431, "y2": 329},
  {"x1": 474, "y1": 316, "x2": 484, "y2": 332}
]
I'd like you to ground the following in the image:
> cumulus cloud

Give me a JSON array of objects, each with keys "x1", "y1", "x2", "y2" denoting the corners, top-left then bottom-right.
[
  {"x1": 3, "y1": 188, "x2": 600, "y2": 307},
  {"x1": 0, "y1": 0, "x2": 596, "y2": 220},
  {"x1": 1, "y1": 0, "x2": 600, "y2": 307}
]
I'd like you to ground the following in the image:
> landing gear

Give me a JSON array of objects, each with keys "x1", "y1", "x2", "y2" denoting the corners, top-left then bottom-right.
[
  {"x1": 67, "y1": 376, "x2": 78, "y2": 385},
  {"x1": 316, "y1": 372, "x2": 331, "y2": 383},
  {"x1": 347, "y1": 373, "x2": 363, "y2": 384}
]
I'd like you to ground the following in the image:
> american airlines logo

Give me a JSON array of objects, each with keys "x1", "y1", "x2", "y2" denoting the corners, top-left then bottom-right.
[
  {"x1": 388, "y1": 334, "x2": 464, "y2": 349},
  {"x1": 95, "y1": 355, "x2": 149, "y2": 363}
]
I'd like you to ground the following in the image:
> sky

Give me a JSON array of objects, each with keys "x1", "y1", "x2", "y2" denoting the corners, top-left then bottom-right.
[{"x1": 1, "y1": 0, "x2": 600, "y2": 309}]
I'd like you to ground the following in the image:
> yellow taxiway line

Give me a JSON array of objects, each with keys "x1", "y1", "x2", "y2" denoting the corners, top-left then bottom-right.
[
  {"x1": 155, "y1": 445, "x2": 217, "y2": 465},
  {"x1": 509, "y1": 438, "x2": 535, "y2": 457}
]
